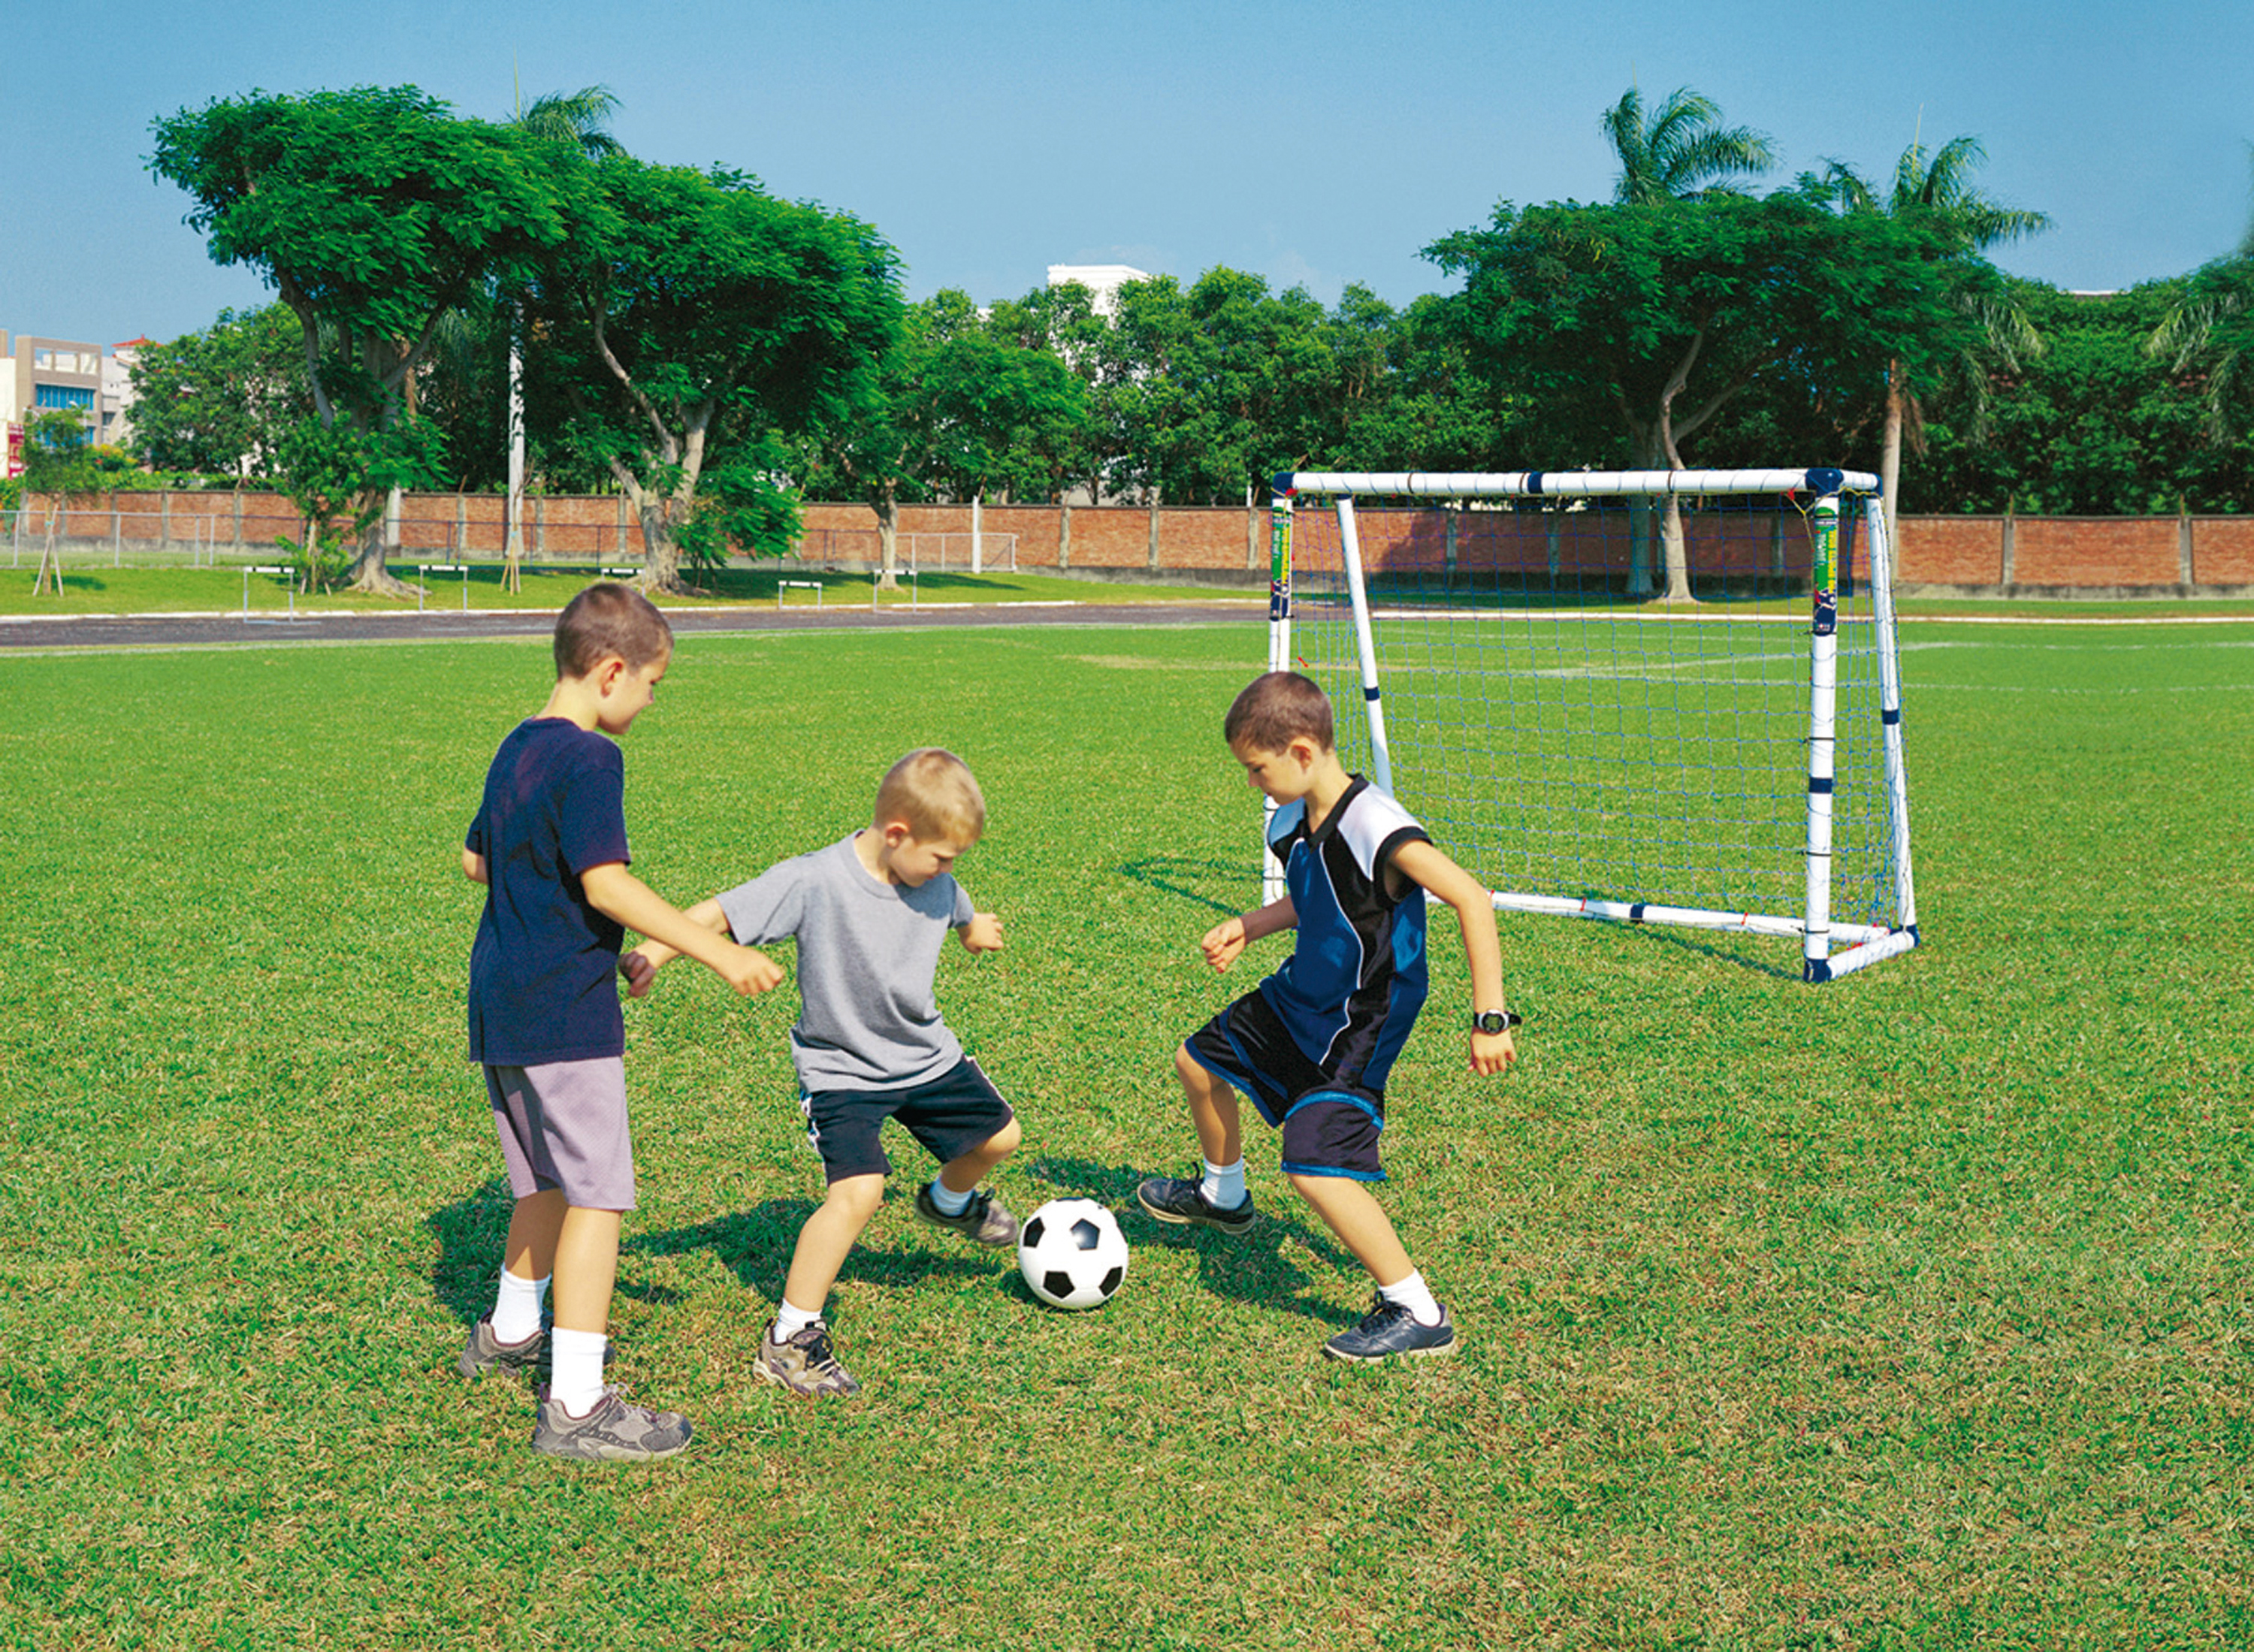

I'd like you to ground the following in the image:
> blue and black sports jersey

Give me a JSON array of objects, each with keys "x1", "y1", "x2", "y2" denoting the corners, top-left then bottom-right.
[{"x1": 1258, "y1": 775, "x2": 1431, "y2": 1093}]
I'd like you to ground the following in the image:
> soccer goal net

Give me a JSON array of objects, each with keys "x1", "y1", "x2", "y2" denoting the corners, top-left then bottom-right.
[{"x1": 1265, "y1": 469, "x2": 1919, "y2": 983}]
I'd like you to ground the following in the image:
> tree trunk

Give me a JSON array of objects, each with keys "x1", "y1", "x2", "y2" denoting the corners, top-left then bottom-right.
[
  {"x1": 1657, "y1": 494, "x2": 1694, "y2": 603},
  {"x1": 1880, "y1": 359, "x2": 1905, "y2": 555},
  {"x1": 634, "y1": 497, "x2": 689, "y2": 595},
  {"x1": 344, "y1": 491, "x2": 417, "y2": 597},
  {"x1": 874, "y1": 485, "x2": 900, "y2": 591}
]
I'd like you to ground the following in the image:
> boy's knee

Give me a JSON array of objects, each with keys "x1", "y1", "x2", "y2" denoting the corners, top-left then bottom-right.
[
  {"x1": 823, "y1": 1174, "x2": 886, "y2": 1222},
  {"x1": 985, "y1": 1116, "x2": 1023, "y2": 1159}
]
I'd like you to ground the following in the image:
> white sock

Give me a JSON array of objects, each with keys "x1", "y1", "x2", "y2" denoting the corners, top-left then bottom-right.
[
  {"x1": 1379, "y1": 1270, "x2": 1444, "y2": 1327},
  {"x1": 1200, "y1": 1158, "x2": 1247, "y2": 1210},
  {"x1": 548, "y1": 1327, "x2": 608, "y2": 1415},
  {"x1": 491, "y1": 1270, "x2": 548, "y2": 1344},
  {"x1": 926, "y1": 1176, "x2": 974, "y2": 1216},
  {"x1": 773, "y1": 1298, "x2": 822, "y2": 1339}
]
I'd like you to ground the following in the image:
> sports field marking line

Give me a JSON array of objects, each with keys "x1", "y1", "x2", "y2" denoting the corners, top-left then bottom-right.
[
  {"x1": 0, "y1": 596, "x2": 1159, "y2": 625},
  {"x1": 1358, "y1": 606, "x2": 2254, "y2": 628}
]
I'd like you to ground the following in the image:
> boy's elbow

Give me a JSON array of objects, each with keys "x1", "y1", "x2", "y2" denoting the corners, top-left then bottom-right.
[{"x1": 462, "y1": 850, "x2": 488, "y2": 885}]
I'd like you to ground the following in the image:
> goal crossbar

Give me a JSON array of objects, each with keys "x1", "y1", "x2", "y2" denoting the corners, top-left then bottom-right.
[{"x1": 1266, "y1": 467, "x2": 1920, "y2": 983}]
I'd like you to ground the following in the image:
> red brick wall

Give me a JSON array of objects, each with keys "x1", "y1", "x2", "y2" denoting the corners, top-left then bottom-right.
[
  {"x1": 1065, "y1": 507, "x2": 1156, "y2": 569},
  {"x1": 25, "y1": 490, "x2": 2253, "y2": 587},
  {"x1": 2192, "y1": 518, "x2": 2254, "y2": 584},
  {"x1": 1895, "y1": 517, "x2": 2003, "y2": 585},
  {"x1": 2011, "y1": 516, "x2": 2180, "y2": 585}
]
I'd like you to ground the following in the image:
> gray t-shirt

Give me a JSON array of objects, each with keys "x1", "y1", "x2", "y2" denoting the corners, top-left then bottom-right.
[{"x1": 718, "y1": 833, "x2": 975, "y2": 1093}]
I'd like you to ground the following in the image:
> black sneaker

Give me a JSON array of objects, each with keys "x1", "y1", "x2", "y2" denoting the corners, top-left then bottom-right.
[
  {"x1": 913, "y1": 1182, "x2": 1020, "y2": 1246},
  {"x1": 457, "y1": 1315, "x2": 543, "y2": 1379},
  {"x1": 1322, "y1": 1294, "x2": 1458, "y2": 1363},
  {"x1": 530, "y1": 1385, "x2": 693, "y2": 1461},
  {"x1": 1135, "y1": 1174, "x2": 1257, "y2": 1236}
]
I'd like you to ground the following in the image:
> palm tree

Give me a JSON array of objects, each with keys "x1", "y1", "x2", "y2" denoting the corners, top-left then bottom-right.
[
  {"x1": 2147, "y1": 154, "x2": 2254, "y2": 452},
  {"x1": 1807, "y1": 136, "x2": 2048, "y2": 544},
  {"x1": 1601, "y1": 86, "x2": 1775, "y2": 204},
  {"x1": 502, "y1": 87, "x2": 621, "y2": 575},
  {"x1": 1598, "y1": 86, "x2": 1775, "y2": 598}
]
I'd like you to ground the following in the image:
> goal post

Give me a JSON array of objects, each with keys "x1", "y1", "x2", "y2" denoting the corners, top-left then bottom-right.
[{"x1": 1264, "y1": 468, "x2": 1920, "y2": 983}]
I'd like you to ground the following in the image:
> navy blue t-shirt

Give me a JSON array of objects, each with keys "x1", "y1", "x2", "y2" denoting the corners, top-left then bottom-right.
[{"x1": 465, "y1": 718, "x2": 633, "y2": 1065}]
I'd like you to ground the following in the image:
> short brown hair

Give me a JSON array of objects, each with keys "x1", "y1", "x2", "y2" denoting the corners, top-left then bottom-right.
[
  {"x1": 874, "y1": 748, "x2": 987, "y2": 844},
  {"x1": 554, "y1": 582, "x2": 673, "y2": 678},
  {"x1": 1224, "y1": 671, "x2": 1334, "y2": 754}
]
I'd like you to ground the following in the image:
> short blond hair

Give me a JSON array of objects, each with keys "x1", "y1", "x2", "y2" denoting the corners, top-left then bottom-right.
[{"x1": 874, "y1": 747, "x2": 987, "y2": 844}]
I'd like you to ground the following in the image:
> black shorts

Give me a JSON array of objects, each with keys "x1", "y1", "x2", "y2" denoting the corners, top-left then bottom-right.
[
  {"x1": 799, "y1": 1057, "x2": 1014, "y2": 1184},
  {"x1": 1184, "y1": 990, "x2": 1387, "y2": 1182}
]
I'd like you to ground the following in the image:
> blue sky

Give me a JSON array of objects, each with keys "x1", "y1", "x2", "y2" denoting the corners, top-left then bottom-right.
[{"x1": 5, "y1": 0, "x2": 2249, "y2": 349}]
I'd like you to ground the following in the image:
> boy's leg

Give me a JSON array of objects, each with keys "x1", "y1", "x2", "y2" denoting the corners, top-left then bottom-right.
[
  {"x1": 1136, "y1": 1045, "x2": 1259, "y2": 1234},
  {"x1": 1286, "y1": 1173, "x2": 1412, "y2": 1285},
  {"x1": 461, "y1": 1188, "x2": 568, "y2": 1376},
  {"x1": 917, "y1": 1115, "x2": 1024, "y2": 1246},
  {"x1": 934, "y1": 1114, "x2": 1021, "y2": 1194},
  {"x1": 780, "y1": 1173, "x2": 884, "y2": 1318},
  {"x1": 1178, "y1": 1043, "x2": 1243, "y2": 1168},
  {"x1": 755, "y1": 1175, "x2": 881, "y2": 1399},
  {"x1": 1288, "y1": 1172, "x2": 1456, "y2": 1362}
]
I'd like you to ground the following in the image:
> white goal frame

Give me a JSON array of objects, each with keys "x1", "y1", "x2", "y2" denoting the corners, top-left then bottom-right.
[{"x1": 1264, "y1": 468, "x2": 1920, "y2": 983}]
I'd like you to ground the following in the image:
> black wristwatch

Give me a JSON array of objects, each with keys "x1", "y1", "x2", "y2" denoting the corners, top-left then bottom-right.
[{"x1": 1472, "y1": 1010, "x2": 1518, "y2": 1035}]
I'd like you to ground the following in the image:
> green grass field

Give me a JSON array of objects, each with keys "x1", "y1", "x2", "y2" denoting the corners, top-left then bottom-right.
[
  {"x1": 0, "y1": 561, "x2": 1252, "y2": 618},
  {"x1": 2, "y1": 616, "x2": 2249, "y2": 1649}
]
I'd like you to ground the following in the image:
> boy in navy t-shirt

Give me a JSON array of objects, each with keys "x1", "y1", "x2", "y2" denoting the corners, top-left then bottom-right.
[
  {"x1": 460, "y1": 583, "x2": 780, "y2": 1461},
  {"x1": 1137, "y1": 672, "x2": 1518, "y2": 1363}
]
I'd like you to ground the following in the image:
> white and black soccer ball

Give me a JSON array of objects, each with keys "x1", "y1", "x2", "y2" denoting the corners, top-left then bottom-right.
[{"x1": 1017, "y1": 1197, "x2": 1129, "y2": 1311}]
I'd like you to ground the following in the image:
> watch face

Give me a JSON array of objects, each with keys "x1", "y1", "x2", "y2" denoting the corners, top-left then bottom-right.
[{"x1": 1474, "y1": 1012, "x2": 1506, "y2": 1034}]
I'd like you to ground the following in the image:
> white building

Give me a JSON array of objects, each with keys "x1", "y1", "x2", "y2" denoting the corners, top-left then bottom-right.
[{"x1": 1046, "y1": 264, "x2": 1151, "y2": 320}]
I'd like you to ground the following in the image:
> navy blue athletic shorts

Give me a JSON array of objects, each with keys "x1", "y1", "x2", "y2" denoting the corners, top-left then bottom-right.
[
  {"x1": 1183, "y1": 990, "x2": 1387, "y2": 1182},
  {"x1": 799, "y1": 1057, "x2": 1014, "y2": 1184}
]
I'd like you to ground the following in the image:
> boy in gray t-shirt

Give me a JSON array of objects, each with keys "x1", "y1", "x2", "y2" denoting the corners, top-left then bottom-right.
[{"x1": 626, "y1": 748, "x2": 1020, "y2": 1397}]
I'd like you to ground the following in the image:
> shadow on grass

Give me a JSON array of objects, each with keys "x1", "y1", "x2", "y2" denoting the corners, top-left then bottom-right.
[
  {"x1": 1609, "y1": 919, "x2": 1803, "y2": 982},
  {"x1": 426, "y1": 1177, "x2": 517, "y2": 1327},
  {"x1": 1117, "y1": 855, "x2": 1250, "y2": 919},
  {"x1": 1020, "y1": 1153, "x2": 1361, "y2": 1327},
  {"x1": 627, "y1": 1194, "x2": 1010, "y2": 1309}
]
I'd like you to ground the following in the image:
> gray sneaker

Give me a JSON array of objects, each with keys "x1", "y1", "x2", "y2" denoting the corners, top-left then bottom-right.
[
  {"x1": 1136, "y1": 1174, "x2": 1257, "y2": 1236},
  {"x1": 913, "y1": 1182, "x2": 1020, "y2": 1246},
  {"x1": 530, "y1": 1385, "x2": 693, "y2": 1461},
  {"x1": 457, "y1": 1315, "x2": 543, "y2": 1379},
  {"x1": 754, "y1": 1319, "x2": 863, "y2": 1399}
]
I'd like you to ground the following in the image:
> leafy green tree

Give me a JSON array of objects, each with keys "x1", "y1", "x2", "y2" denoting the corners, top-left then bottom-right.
[
  {"x1": 1097, "y1": 269, "x2": 1335, "y2": 506},
  {"x1": 793, "y1": 290, "x2": 1087, "y2": 584},
  {"x1": 127, "y1": 304, "x2": 313, "y2": 479},
  {"x1": 1427, "y1": 193, "x2": 1975, "y2": 598},
  {"x1": 1945, "y1": 281, "x2": 2226, "y2": 515},
  {"x1": 20, "y1": 409, "x2": 142, "y2": 494},
  {"x1": 525, "y1": 156, "x2": 902, "y2": 591},
  {"x1": 1801, "y1": 136, "x2": 2049, "y2": 538},
  {"x1": 150, "y1": 86, "x2": 588, "y2": 592},
  {"x1": 1601, "y1": 86, "x2": 1775, "y2": 204}
]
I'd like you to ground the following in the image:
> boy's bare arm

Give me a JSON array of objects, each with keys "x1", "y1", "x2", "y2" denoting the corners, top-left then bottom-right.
[
  {"x1": 618, "y1": 895, "x2": 733, "y2": 997},
  {"x1": 464, "y1": 849, "x2": 488, "y2": 885},
  {"x1": 959, "y1": 911, "x2": 1005, "y2": 953},
  {"x1": 579, "y1": 867, "x2": 781, "y2": 998},
  {"x1": 1201, "y1": 893, "x2": 1297, "y2": 972},
  {"x1": 1389, "y1": 839, "x2": 1517, "y2": 1076}
]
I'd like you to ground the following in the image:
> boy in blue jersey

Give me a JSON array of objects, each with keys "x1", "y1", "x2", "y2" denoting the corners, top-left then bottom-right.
[
  {"x1": 459, "y1": 584, "x2": 782, "y2": 1460},
  {"x1": 1138, "y1": 671, "x2": 1517, "y2": 1361}
]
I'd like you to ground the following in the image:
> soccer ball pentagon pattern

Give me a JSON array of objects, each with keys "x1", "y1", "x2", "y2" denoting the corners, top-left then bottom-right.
[{"x1": 1017, "y1": 1197, "x2": 1129, "y2": 1310}]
